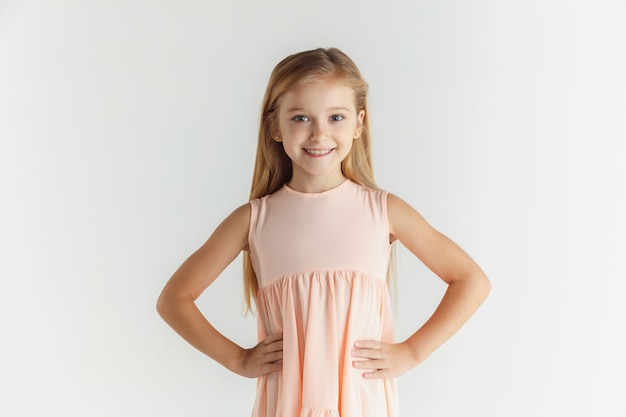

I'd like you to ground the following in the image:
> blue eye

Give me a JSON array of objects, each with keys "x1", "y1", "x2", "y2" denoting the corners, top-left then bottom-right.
[
  {"x1": 293, "y1": 115, "x2": 309, "y2": 122},
  {"x1": 330, "y1": 114, "x2": 344, "y2": 122}
]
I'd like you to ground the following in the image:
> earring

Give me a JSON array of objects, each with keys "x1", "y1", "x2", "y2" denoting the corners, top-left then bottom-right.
[
  {"x1": 353, "y1": 132, "x2": 361, "y2": 139},
  {"x1": 274, "y1": 136, "x2": 281, "y2": 142}
]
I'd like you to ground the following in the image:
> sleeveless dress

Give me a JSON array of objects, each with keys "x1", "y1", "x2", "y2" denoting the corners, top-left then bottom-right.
[{"x1": 248, "y1": 179, "x2": 398, "y2": 417}]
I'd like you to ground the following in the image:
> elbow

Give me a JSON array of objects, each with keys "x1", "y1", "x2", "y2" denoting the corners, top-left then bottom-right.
[
  {"x1": 156, "y1": 289, "x2": 173, "y2": 321},
  {"x1": 156, "y1": 292, "x2": 166, "y2": 318},
  {"x1": 477, "y1": 272, "x2": 491, "y2": 301},
  {"x1": 156, "y1": 287, "x2": 194, "y2": 322},
  {"x1": 453, "y1": 269, "x2": 491, "y2": 302}
]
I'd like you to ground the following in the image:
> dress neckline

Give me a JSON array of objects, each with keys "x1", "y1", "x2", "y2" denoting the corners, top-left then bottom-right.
[{"x1": 282, "y1": 179, "x2": 352, "y2": 198}]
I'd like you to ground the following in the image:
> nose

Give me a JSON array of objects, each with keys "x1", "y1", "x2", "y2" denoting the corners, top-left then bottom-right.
[{"x1": 311, "y1": 120, "x2": 328, "y2": 142}]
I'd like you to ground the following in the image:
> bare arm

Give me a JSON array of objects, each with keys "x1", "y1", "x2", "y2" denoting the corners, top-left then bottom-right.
[
  {"x1": 156, "y1": 203, "x2": 282, "y2": 378},
  {"x1": 353, "y1": 193, "x2": 491, "y2": 378}
]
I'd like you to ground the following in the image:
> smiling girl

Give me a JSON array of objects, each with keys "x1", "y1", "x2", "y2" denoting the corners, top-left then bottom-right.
[{"x1": 157, "y1": 47, "x2": 491, "y2": 417}]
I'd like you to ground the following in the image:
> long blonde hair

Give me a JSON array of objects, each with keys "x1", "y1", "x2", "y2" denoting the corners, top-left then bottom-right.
[{"x1": 244, "y1": 47, "x2": 389, "y2": 311}]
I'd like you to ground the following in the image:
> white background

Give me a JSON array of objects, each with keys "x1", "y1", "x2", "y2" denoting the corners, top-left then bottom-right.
[{"x1": 1, "y1": 1, "x2": 624, "y2": 416}]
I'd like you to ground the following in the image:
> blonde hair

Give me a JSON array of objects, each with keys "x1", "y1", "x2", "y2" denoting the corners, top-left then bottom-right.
[{"x1": 244, "y1": 47, "x2": 391, "y2": 311}]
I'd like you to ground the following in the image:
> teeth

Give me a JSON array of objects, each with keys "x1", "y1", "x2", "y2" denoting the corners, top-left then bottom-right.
[{"x1": 305, "y1": 149, "x2": 332, "y2": 155}]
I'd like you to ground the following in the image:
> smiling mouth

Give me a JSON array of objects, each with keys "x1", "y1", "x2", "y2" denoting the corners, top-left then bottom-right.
[{"x1": 304, "y1": 148, "x2": 334, "y2": 156}]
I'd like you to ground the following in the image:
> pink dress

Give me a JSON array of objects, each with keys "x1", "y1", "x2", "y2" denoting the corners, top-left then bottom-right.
[{"x1": 248, "y1": 179, "x2": 398, "y2": 417}]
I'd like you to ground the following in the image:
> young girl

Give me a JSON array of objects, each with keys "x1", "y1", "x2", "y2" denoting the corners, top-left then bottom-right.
[{"x1": 157, "y1": 47, "x2": 491, "y2": 417}]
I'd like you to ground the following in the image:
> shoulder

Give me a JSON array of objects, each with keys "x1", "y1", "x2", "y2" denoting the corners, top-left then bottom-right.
[
  {"x1": 386, "y1": 192, "x2": 408, "y2": 212},
  {"x1": 187, "y1": 202, "x2": 252, "y2": 262},
  {"x1": 248, "y1": 190, "x2": 280, "y2": 222},
  {"x1": 249, "y1": 187, "x2": 283, "y2": 206},
  {"x1": 231, "y1": 201, "x2": 251, "y2": 219},
  {"x1": 386, "y1": 192, "x2": 431, "y2": 243},
  {"x1": 351, "y1": 181, "x2": 388, "y2": 200},
  {"x1": 220, "y1": 202, "x2": 251, "y2": 235},
  {"x1": 214, "y1": 202, "x2": 251, "y2": 238},
  {"x1": 214, "y1": 202, "x2": 251, "y2": 251}
]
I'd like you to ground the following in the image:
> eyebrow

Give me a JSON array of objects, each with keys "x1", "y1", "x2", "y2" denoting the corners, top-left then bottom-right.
[{"x1": 284, "y1": 106, "x2": 353, "y2": 113}]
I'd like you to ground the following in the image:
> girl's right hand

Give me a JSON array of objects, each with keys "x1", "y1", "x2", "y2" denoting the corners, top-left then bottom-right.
[{"x1": 236, "y1": 333, "x2": 283, "y2": 378}]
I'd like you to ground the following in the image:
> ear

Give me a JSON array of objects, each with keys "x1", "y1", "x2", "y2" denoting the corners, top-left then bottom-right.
[
  {"x1": 271, "y1": 126, "x2": 282, "y2": 142},
  {"x1": 271, "y1": 119, "x2": 282, "y2": 142},
  {"x1": 354, "y1": 109, "x2": 365, "y2": 139}
]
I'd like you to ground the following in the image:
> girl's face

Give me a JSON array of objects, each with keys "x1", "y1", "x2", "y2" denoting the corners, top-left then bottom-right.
[{"x1": 276, "y1": 79, "x2": 364, "y2": 193}]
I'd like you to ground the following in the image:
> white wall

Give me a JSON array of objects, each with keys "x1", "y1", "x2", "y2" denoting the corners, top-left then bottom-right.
[{"x1": 1, "y1": 1, "x2": 624, "y2": 416}]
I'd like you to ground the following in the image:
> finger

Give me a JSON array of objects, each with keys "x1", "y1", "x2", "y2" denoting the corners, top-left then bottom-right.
[
  {"x1": 261, "y1": 361, "x2": 282, "y2": 375},
  {"x1": 354, "y1": 340, "x2": 382, "y2": 349},
  {"x1": 260, "y1": 340, "x2": 283, "y2": 355},
  {"x1": 361, "y1": 368, "x2": 392, "y2": 379},
  {"x1": 352, "y1": 359, "x2": 384, "y2": 370},
  {"x1": 266, "y1": 340, "x2": 283, "y2": 351},
  {"x1": 263, "y1": 333, "x2": 283, "y2": 344},
  {"x1": 352, "y1": 347, "x2": 385, "y2": 360},
  {"x1": 261, "y1": 350, "x2": 283, "y2": 364}
]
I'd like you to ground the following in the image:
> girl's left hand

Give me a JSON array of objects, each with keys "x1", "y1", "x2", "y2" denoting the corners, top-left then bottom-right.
[{"x1": 351, "y1": 340, "x2": 418, "y2": 379}]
